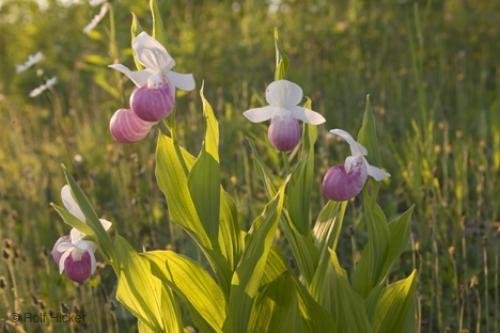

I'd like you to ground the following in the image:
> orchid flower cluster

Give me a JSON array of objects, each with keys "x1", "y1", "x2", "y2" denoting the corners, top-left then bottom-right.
[
  {"x1": 243, "y1": 80, "x2": 389, "y2": 200},
  {"x1": 49, "y1": 9, "x2": 417, "y2": 332},
  {"x1": 108, "y1": 32, "x2": 195, "y2": 143}
]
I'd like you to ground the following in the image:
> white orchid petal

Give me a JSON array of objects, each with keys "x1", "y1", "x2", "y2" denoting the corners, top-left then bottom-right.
[
  {"x1": 329, "y1": 129, "x2": 368, "y2": 156},
  {"x1": 99, "y1": 218, "x2": 112, "y2": 232},
  {"x1": 166, "y1": 71, "x2": 195, "y2": 91},
  {"x1": 265, "y1": 80, "x2": 303, "y2": 107},
  {"x1": 70, "y1": 228, "x2": 85, "y2": 243},
  {"x1": 108, "y1": 64, "x2": 151, "y2": 87},
  {"x1": 290, "y1": 106, "x2": 326, "y2": 125},
  {"x1": 61, "y1": 185, "x2": 86, "y2": 222},
  {"x1": 133, "y1": 32, "x2": 175, "y2": 71},
  {"x1": 367, "y1": 164, "x2": 391, "y2": 181},
  {"x1": 59, "y1": 250, "x2": 71, "y2": 274},
  {"x1": 243, "y1": 106, "x2": 280, "y2": 123},
  {"x1": 75, "y1": 240, "x2": 96, "y2": 253},
  {"x1": 56, "y1": 241, "x2": 73, "y2": 252}
]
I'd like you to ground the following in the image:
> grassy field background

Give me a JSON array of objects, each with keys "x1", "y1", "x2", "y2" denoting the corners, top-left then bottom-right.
[{"x1": 0, "y1": 0, "x2": 498, "y2": 332}]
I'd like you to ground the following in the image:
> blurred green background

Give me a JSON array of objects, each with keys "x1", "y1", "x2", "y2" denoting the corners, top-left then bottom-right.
[{"x1": 0, "y1": 0, "x2": 498, "y2": 332}]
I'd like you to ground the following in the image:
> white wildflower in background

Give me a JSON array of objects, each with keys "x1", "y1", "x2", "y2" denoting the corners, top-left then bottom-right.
[
  {"x1": 29, "y1": 77, "x2": 57, "y2": 98},
  {"x1": 89, "y1": 0, "x2": 106, "y2": 6},
  {"x1": 83, "y1": 2, "x2": 109, "y2": 34},
  {"x1": 16, "y1": 52, "x2": 44, "y2": 73}
]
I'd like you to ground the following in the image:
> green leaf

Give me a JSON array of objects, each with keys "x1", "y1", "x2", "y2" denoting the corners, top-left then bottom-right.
[
  {"x1": 261, "y1": 247, "x2": 288, "y2": 285},
  {"x1": 274, "y1": 28, "x2": 288, "y2": 80},
  {"x1": 249, "y1": 273, "x2": 304, "y2": 333},
  {"x1": 295, "y1": 279, "x2": 335, "y2": 332},
  {"x1": 200, "y1": 84, "x2": 220, "y2": 162},
  {"x1": 146, "y1": 251, "x2": 226, "y2": 333},
  {"x1": 312, "y1": 201, "x2": 348, "y2": 252},
  {"x1": 308, "y1": 201, "x2": 348, "y2": 307},
  {"x1": 149, "y1": 0, "x2": 167, "y2": 45},
  {"x1": 286, "y1": 114, "x2": 317, "y2": 234},
  {"x1": 372, "y1": 270, "x2": 418, "y2": 333},
  {"x1": 224, "y1": 179, "x2": 288, "y2": 333},
  {"x1": 114, "y1": 236, "x2": 183, "y2": 333},
  {"x1": 188, "y1": 84, "x2": 222, "y2": 244},
  {"x1": 352, "y1": 201, "x2": 414, "y2": 297},
  {"x1": 188, "y1": 152, "x2": 221, "y2": 244},
  {"x1": 130, "y1": 12, "x2": 144, "y2": 70},
  {"x1": 328, "y1": 251, "x2": 372, "y2": 333},
  {"x1": 280, "y1": 213, "x2": 318, "y2": 284},
  {"x1": 156, "y1": 134, "x2": 211, "y2": 248},
  {"x1": 352, "y1": 196, "x2": 390, "y2": 297},
  {"x1": 50, "y1": 203, "x2": 94, "y2": 239}
]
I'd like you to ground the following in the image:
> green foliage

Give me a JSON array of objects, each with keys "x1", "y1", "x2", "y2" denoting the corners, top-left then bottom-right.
[
  {"x1": 114, "y1": 236, "x2": 183, "y2": 333},
  {"x1": 146, "y1": 251, "x2": 226, "y2": 332}
]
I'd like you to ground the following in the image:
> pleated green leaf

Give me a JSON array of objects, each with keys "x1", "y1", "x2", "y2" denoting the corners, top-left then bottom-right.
[
  {"x1": 286, "y1": 116, "x2": 317, "y2": 234},
  {"x1": 156, "y1": 134, "x2": 212, "y2": 249},
  {"x1": 353, "y1": 199, "x2": 414, "y2": 298},
  {"x1": 149, "y1": 0, "x2": 167, "y2": 45},
  {"x1": 114, "y1": 236, "x2": 183, "y2": 333},
  {"x1": 372, "y1": 270, "x2": 418, "y2": 333},
  {"x1": 130, "y1": 12, "x2": 144, "y2": 70},
  {"x1": 329, "y1": 251, "x2": 372, "y2": 333},
  {"x1": 188, "y1": 86, "x2": 222, "y2": 244},
  {"x1": 224, "y1": 179, "x2": 288, "y2": 333},
  {"x1": 188, "y1": 151, "x2": 221, "y2": 244},
  {"x1": 146, "y1": 250, "x2": 226, "y2": 333},
  {"x1": 352, "y1": 196, "x2": 390, "y2": 297},
  {"x1": 249, "y1": 273, "x2": 304, "y2": 333}
]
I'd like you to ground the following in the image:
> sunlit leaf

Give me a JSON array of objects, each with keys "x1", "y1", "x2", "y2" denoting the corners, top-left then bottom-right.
[
  {"x1": 114, "y1": 236, "x2": 183, "y2": 333},
  {"x1": 146, "y1": 250, "x2": 226, "y2": 333},
  {"x1": 372, "y1": 270, "x2": 418, "y2": 333}
]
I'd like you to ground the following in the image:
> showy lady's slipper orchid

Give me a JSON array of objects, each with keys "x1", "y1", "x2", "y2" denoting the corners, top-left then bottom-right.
[
  {"x1": 109, "y1": 32, "x2": 195, "y2": 122},
  {"x1": 243, "y1": 80, "x2": 326, "y2": 151},
  {"x1": 109, "y1": 108, "x2": 155, "y2": 143},
  {"x1": 322, "y1": 129, "x2": 390, "y2": 201},
  {"x1": 51, "y1": 236, "x2": 96, "y2": 284},
  {"x1": 50, "y1": 185, "x2": 112, "y2": 283}
]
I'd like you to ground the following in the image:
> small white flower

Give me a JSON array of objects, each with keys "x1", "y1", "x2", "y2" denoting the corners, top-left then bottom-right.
[
  {"x1": 109, "y1": 32, "x2": 195, "y2": 91},
  {"x1": 89, "y1": 0, "x2": 106, "y2": 7},
  {"x1": 29, "y1": 77, "x2": 57, "y2": 98},
  {"x1": 60, "y1": 185, "x2": 112, "y2": 242},
  {"x1": 329, "y1": 129, "x2": 390, "y2": 181},
  {"x1": 243, "y1": 80, "x2": 326, "y2": 125},
  {"x1": 83, "y1": 2, "x2": 109, "y2": 34},
  {"x1": 16, "y1": 52, "x2": 44, "y2": 73}
]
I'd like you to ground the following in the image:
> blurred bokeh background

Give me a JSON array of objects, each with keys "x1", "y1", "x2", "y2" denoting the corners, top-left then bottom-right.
[{"x1": 0, "y1": 0, "x2": 498, "y2": 332}]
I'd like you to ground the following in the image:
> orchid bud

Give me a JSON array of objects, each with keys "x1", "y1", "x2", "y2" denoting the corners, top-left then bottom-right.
[
  {"x1": 130, "y1": 84, "x2": 175, "y2": 122},
  {"x1": 51, "y1": 235, "x2": 70, "y2": 264},
  {"x1": 322, "y1": 160, "x2": 368, "y2": 201},
  {"x1": 109, "y1": 108, "x2": 154, "y2": 143},
  {"x1": 64, "y1": 249, "x2": 93, "y2": 284},
  {"x1": 268, "y1": 116, "x2": 301, "y2": 151}
]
